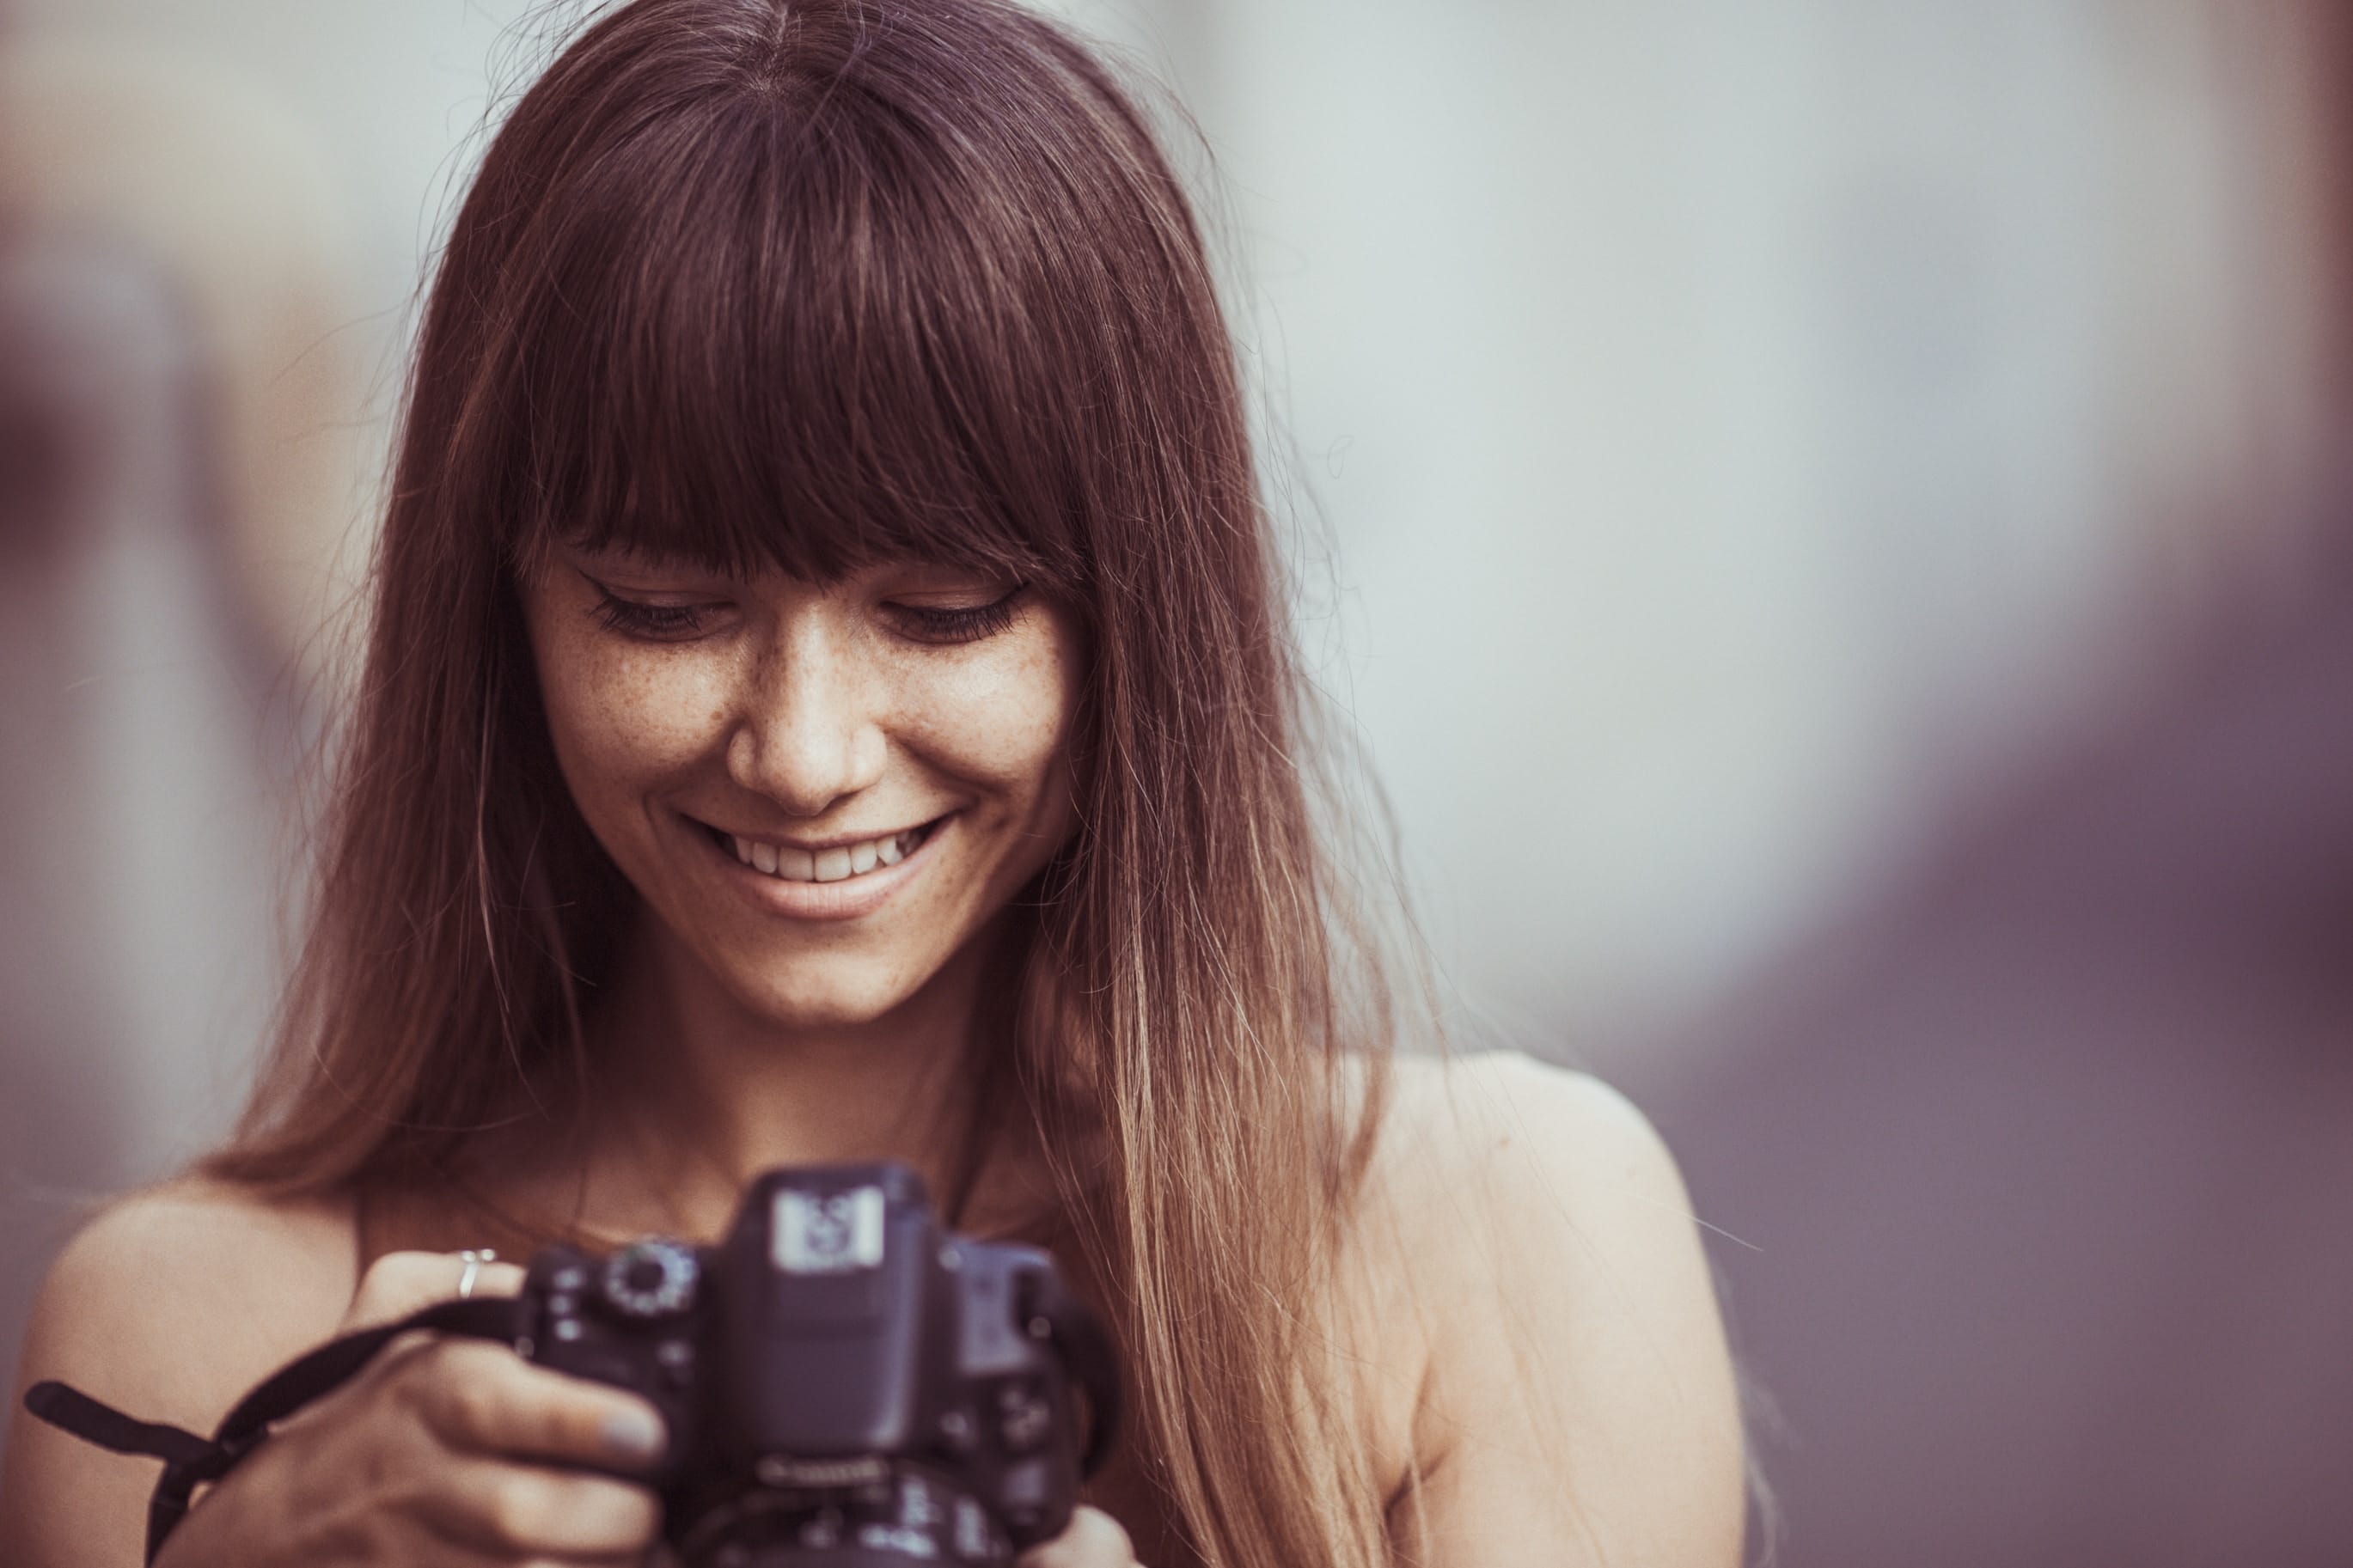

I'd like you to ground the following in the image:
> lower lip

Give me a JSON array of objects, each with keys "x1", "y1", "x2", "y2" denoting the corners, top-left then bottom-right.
[{"x1": 694, "y1": 815, "x2": 949, "y2": 922}]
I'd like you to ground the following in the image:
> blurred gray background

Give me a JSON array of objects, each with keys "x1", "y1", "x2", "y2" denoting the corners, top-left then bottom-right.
[{"x1": 3, "y1": 2, "x2": 2349, "y2": 1559}]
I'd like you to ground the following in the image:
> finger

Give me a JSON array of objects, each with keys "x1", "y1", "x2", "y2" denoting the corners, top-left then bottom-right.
[
  {"x1": 1018, "y1": 1505, "x2": 1139, "y2": 1567},
  {"x1": 401, "y1": 1338, "x2": 671, "y2": 1472},
  {"x1": 342, "y1": 1249, "x2": 526, "y2": 1331},
  {"x1": 423, "y1": 1457, "x2": 662, "y2": 1560},
  {"x1": 449, "y1": 1252, "x2": 528, "y2": 1301}
]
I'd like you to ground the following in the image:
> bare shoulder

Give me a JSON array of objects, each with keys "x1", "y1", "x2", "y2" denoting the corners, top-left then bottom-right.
[
  {"x1": 1, "y1": 1176, "x2": 357, "y2": 1566},
  {"x1": 15, "y1": 1176, "x2": 358, "y2": 1414},
  {"x1": 1364, "y1": 1049, "x2": 1710, "y2": 1283},
  {"x1": 1374, "y1": 1046, "x2": 1680, "y2": 1182},
  {"x1": 1365, "y1": 1051, "x2": 1745, "y2": 1566}
]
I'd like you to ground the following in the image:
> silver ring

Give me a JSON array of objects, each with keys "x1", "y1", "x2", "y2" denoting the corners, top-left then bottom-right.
[{"x1": 455, "y1": 1248, "x2": 496, "y2": 1300}]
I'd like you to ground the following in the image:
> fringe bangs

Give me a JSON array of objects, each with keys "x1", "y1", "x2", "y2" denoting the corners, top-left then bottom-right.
[{"x1": 488, "y1": 57, "x2": 1093, "y2": 593}]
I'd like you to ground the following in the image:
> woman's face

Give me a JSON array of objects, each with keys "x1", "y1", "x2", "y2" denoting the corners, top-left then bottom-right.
[{"x1": 522, "y1": 541, "x2": 1083, "y2": 1030}]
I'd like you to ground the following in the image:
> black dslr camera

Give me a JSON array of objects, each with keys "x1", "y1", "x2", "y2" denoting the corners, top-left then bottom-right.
[
  {"x1": 518, "y1": 1162, "x2": 1120, "y2": 1566},
  {"x1": 23, "y1": 1162, "x2": 1119, "y2": 1568}
]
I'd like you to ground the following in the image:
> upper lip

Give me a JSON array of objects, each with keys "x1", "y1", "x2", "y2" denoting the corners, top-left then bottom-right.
[{"x1": 688, "y1": 813, "x2": 944, "y2": 853}]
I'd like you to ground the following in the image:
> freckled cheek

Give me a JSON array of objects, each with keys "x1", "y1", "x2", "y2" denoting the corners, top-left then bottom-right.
[
  {"x1": 901, "y1": 642, "x2": 1080, "y2": 801},
  {"x1": 540, "y1": 634, "x2": 735, "y2": 798}
]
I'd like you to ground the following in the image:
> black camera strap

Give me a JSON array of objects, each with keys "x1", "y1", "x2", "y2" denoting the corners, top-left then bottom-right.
[{"x1": 23, "y1": 1294, "x2": 519, "y2": 1564}]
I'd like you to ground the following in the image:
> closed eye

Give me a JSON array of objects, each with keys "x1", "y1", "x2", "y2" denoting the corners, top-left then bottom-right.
[
  {"x1": 589, "y1": 592, "x2": 720, "y2": 641},
  {"x1": 887, "y1": 585, "x2": 1027, "y2": 645}
]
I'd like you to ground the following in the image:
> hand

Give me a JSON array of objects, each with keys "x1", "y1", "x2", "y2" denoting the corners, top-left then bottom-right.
[
  {"x1": 156, "y1": 1249, "x2": 669, "y2": 1567},
  {"x1": 1018, "y1": 1506, "x2": 1143, "y2": 1567}
]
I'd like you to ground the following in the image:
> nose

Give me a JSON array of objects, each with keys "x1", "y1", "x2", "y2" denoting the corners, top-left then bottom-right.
[{"x1": 725, "y1": 611, "x2": 888, "y2": 818}]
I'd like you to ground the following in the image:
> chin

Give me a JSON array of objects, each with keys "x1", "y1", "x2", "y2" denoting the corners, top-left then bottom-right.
[{"x1": 724, "y1": 961, "x2": 932, "y2": 1034}]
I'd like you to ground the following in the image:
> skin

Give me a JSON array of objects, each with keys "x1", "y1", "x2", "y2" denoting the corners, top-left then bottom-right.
[
  {"x1": 0, "y1": 543, "x2": 1746, "y2": 1566},
  {"x1": 510, "y1": 544, "x2": 1089, "y2": 1223}
]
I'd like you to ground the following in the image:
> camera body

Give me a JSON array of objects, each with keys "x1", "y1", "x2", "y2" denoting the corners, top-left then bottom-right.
[{"x1": 513, "y1": 1163, "x2": 1113, "y2": 1567}]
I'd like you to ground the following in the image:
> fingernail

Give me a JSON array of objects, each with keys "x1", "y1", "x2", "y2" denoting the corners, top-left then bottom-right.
[{"x1": 602, "y1": 1405, "x2": 667, "y2": 1461}]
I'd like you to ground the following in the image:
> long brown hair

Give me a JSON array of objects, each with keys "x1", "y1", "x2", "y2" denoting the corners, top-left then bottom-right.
[{"x1": 209, "y1": 2, "x2": 1405, "y2": 1562}]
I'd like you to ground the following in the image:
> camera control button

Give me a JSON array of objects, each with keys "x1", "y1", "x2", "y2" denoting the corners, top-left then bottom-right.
[
  {"x1": 953, "y1": 1496, "x2": 996, "y2": 1559},
  {"x1": 602, "y1": 1240, "x2": 699, "y2": 1319},
  {"x1": 1001, "y1": 1457, "x2": 1051, "y2": 1526},
  {"x1": 997, "y1": 1383, "x2": 1052, "y2": 1452},
  {"x1": 937, "y1": 1406, "x2": 977, "y2": 1452}
]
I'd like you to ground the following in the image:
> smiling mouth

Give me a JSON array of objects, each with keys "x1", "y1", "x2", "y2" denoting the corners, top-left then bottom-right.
[{"x1": 698, "y1": 818, "x2": 943, "y2": 884}]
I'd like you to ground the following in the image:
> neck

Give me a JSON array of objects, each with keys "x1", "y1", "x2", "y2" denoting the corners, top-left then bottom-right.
[{"x1": 570, "y1": 922, "x2": 1013, "y2": 1241}]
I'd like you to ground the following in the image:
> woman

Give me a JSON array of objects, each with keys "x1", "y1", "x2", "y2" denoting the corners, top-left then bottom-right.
[{"x1": 0, "y1": 1, "x2": 1744, "y2": 1563}]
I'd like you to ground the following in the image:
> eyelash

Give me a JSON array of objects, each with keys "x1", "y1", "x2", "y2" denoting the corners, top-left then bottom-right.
[
  {"x1": 888, "y1": 588, "x2": 1026, "y2": 645},
  {"x1": 590, "y1": 595, "x2": 713, "y2": 640},
  {"x1": 585, "y1": 586, "x2": 1027, "y2": 645}
]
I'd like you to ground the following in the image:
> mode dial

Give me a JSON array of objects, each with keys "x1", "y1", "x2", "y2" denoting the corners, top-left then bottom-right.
[{"x1": 601, "y1": 1239, "x2": 699, "y2": 1319}]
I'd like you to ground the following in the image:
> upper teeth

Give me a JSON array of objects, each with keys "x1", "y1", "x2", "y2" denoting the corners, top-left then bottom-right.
[{"x1": 730, "y1": 827, "x2": 922, "y2": 882}]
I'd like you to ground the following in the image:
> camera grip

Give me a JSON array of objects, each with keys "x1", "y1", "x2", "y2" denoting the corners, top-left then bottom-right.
[{"x1": 1020, "y1": 1276, "x2": 1121, "y2": 1479}]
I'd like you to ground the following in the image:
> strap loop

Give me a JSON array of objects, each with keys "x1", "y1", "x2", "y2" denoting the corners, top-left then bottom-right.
[
  {"x1": 22, "y1": 1294, "x2": 520, "y2": 1563},
  {"x1": 21, "y1": 1382, "x2": 211, "y2": 1468}
]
